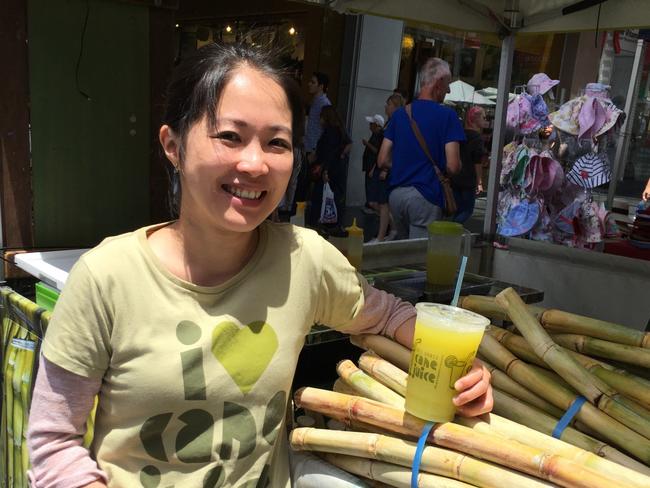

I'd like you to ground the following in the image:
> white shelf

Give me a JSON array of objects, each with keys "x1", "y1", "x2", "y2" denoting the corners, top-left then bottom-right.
[{"x1": 14, "y1": 249, "x2": 89, "y2": 292}]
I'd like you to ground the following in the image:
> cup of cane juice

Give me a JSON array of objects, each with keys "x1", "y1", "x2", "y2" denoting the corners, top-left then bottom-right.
[{"x1": 405, "y1": 303, "x2": 489, "y2": 422}]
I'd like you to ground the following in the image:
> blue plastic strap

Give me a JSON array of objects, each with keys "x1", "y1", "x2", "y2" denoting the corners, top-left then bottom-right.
[
  {"x1": 552, "y1": 396, "x2": 587, "y2": 439},
  {"x1": 411, "y1": 421, "x2": 435, "y2": 488}
]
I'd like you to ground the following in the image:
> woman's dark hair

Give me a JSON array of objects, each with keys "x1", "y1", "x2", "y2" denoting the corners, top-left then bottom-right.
[
  {"x1": 319, "y1": 105, "x2": 345, "y2": 135},
  {"x1": 162, "y1": 41, "x2": 305, "y2": 215},
  {"x1": 164, "y1": 42, "x2": 304, "y2": 160},
  {"x1": 312, "y1": 71, "x2": 329, "y2": 92}
]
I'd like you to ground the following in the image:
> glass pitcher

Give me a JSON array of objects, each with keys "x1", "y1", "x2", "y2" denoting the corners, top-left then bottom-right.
[{"x1": 426, "y1": 221, "x2": 470, "y2": 286}]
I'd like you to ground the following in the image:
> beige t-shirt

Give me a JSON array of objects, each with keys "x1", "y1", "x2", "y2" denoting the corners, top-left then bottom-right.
[{"x1": 42, "y1": 221, "x2": 365, "y2": 487}]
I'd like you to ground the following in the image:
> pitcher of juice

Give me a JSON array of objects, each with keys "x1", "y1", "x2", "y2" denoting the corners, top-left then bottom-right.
[
  {"x1": 405, "y1": 303, "x2": 489, "y2": 422},
  {"x1": 426, "y1": 222, "x2": 470, "y2": 286}
]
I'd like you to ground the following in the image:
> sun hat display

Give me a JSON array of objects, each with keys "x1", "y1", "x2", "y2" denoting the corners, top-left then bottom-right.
[
  {"x1": 507, "y1": 93, "x2": 551, "y2": 135},
  {"x1": 498, "y1": 199, "x2": 541, "y2": 237},
  {"x1": 549, "y1": 90, "x2": 624, "y2": 139},
  {"x1": 500, "y1": 143, "x2": 520, "y2": 185},
  {"x1": 525, "y1": 152, "x2": 564, "y2": 194},
  {"x1": 527, "y1": 73, "x2": 559, "y2": 96},
  {"x1": 530, "y1": 203, "x2": 553, "y2": 242},
  {"x1": 365, "y1": 114, "x2": 385, "y2": 126},
  {"x1": 555, "y1": 199, "x2": 581, "y2": 235},
  {"x1": 584, "y1": 83, "x2": 610, "y2": 98},
  {"x1": 496, "y1": 190, "x2": 520, "y2": 227},
  {"x1": 510, "y1": 146, "x2": 533, "y2": 186},
  {"x1": 566, "y1": 152, "x2": 612, "y2": 189}
]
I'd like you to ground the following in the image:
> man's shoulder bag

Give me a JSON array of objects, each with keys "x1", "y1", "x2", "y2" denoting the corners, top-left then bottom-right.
[{"x1": 405, "y1": 104, "x2": 458, "y2": 216}]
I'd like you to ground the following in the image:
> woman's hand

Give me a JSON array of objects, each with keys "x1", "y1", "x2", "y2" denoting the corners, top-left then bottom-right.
[
  {"x1": 643, "y1": 177, "x2": 650, "y2": 201},
  {"x1": 452, "y1": 358, "x2": 493, "y2": 417}
]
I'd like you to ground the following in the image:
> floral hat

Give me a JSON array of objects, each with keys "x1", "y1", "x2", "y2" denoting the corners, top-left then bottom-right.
[
  {"x1": 500, "y1": 144, "x2": 520, "y2": 186},
  {"x1": 498, "y1": 199, "x2": 541, "y2": 237},
  {"x1": 549, "y1": 93, "x2": 623, "y2": 138},
  {"x1": 511, "y1": 146, "x2": 534, "y2": 187},
  {"x1": 555, "y1": 199, "x2": 581, "y2": 235},
  {"x1": 527, "y1": 73, "x2": 560, "y2": 96},
  {"x1": 566, "y1": 152, "x2": 612, "y2": 189},
  {"x1": 525, "y1": 153, "x2": 564, "y2": 194}
]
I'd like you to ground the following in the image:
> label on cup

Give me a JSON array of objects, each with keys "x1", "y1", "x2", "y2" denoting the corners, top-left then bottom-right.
[{"x1": 410, "y1": 341, "x2": 476, "y2": 390}]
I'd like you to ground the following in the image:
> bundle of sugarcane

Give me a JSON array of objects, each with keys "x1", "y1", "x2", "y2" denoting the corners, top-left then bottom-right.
[
  {"x1": 1, "y1": 320, "x2": 37, "y2": 488},
  {"x1": 456, "y1": 290, "x2": 650, "y2": 469},
  {"x1": 290, "y1": 340, "x2": 650, "y2": 486}
]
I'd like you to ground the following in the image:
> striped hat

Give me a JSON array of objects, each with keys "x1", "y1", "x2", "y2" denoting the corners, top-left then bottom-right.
[{"x1": 566, "y1": 153, "x2": 611, "y2": 189}]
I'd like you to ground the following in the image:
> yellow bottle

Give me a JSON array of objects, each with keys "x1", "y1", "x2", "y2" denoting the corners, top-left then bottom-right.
[
  {"x1": 345, "y1": 218, "x2": 364, "y2": 271},
  {"x1": 291, "y1": 201, "x2": 306, "y2": 227}
]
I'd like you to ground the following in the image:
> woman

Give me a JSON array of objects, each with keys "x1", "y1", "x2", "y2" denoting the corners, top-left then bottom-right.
[
  {"x1": 308, "y1": 105, "x2": 351, "y2": 234},
  {"x1": 367, "y1": 93, "x2": 406, "y2": 242},
  {"x1": 27, "y1": 42, "x2": 492, "y2": 487},
  {"x1": 452, "y1": 105, "x2": 488, "y2": 223}
]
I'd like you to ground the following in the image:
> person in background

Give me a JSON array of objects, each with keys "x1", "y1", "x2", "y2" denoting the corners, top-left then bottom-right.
[
  {"x1": 366, "y1": 93, "x2": 406, "y2": 242},
  {"x1": 362, "y1": 113, "x2": 385, "y2": 217},
  {"x1": 377, "y1": 58, "x2": 463, "y2": 239},
  {"x1": 304, "y1": 72, "x2": 331, "y2": 156},
  {"x1": 294, "y1": 72, "x2": 332, "y2": 205},
  {"x1": 452, "y1": 105, "x2": 488, "y2": 223},
  {"x1": 643, "y1": 177, "x2": 650, "y2": 201},
  {"x1": 386, "y1": 92, "x2": 405, "y2": 119},
  {"x1": 309, "y1": 105, "x2": 352, "y2": 235}
]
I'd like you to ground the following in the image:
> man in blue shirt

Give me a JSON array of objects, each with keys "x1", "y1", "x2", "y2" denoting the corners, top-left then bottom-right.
[{"x1": 378, "y1": 58, "x2": 464, "y2": 239}]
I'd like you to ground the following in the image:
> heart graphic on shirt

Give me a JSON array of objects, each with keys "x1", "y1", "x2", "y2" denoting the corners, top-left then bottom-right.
[{"x1": 211, "y1": 320, "x2": 278, "y2": 395}]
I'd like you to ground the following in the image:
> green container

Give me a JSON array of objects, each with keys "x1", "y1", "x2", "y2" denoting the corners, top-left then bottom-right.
[{"x1": 35, "y1": 282, "x2": 60, "y2": 312}]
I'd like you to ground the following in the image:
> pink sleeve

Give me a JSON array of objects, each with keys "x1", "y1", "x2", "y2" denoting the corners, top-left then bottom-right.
[
  {"x1": 27, "y1": 355, "x2": 108, "y2": 488},
  {"x1": 337, "y1": 281, "x2": 416, "y2": 340}
]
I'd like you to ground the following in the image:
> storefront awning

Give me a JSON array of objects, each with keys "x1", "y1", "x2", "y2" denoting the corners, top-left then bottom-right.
[{"x1": 326, "y1": 0, "x2": 650, "y2": 34}]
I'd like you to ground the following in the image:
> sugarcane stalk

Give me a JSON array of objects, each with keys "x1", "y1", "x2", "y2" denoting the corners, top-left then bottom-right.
[
  {"x1": 459, "y1": 295, "x2": 546, "y2": 322},
  {"x1": 350, "y1": 335, "x2": 410, "y2": 372},
  {"x1": 337, "y1": 360, "x2": 405, "y2": 408},
  {"x1": 479, "y1": 333, "x2": 650, "y2": 463},
  {"x1": 485, "y1": 325, "x2": 549, "y2": 368},
  {"x1": 483, "y1": 389, "x2": 650, "y2": 481},
  {"x1": 486, "y1": 326, "x2": 577, "y2": 390},
  {"x1": 294, "y1": 388, "x2": 619, "y2": 488},
  {"x1": 323, "y1": 453, "x2": 477, "y2": 488},
  {"x1": 291, "y1": 428, "x2": 556, "y2": 488},
  {"x1": 541, "y1": 308, "x2": 650, "y2": 348},
  {"x1": 495, "y1": 287, "x2": 650, "y2": 441},
  {"x1": 479, "y1": 358, "x2": 565, "y2": 418},
  {"x1": 334, "y1": 378, "x2": 358, "y2": 396},
  {"x1": 358, "y1": 352, "x2": 408, "y2": 396},
  {"x1": 551, "y1": 333, "x2": 650, "y2": 369},
  {"x1": 587, "y1": 366, "x2": 650, "y2": 410}
]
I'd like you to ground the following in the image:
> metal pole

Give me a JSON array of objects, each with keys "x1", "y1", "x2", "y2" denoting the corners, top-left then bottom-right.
[
  {"x1": 483, "y1": 34, "x2": 515, "y2": 238},
  {"x1": 607, "y1": 38, "x2": 645, "y2": 209}
]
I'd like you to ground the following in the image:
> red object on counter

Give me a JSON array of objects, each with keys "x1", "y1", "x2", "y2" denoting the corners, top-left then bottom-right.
[{"x1": 604, "y1": 239, "x2": 650, "y2": 261}]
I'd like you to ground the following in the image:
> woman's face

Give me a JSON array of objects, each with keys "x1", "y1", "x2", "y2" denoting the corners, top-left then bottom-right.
[{"x1": 169, "y1": 66, "x2": 294, "y2": 234}]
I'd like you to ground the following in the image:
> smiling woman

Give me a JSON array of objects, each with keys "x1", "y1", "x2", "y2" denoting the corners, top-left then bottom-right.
[{"x1": 26, "y1": 41, "x2": 493, "y2": 488}]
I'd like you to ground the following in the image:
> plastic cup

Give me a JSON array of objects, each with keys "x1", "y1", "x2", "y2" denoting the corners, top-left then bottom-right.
[{"x1": 405, "y1": 303, "x2": 489, "y2": 422}]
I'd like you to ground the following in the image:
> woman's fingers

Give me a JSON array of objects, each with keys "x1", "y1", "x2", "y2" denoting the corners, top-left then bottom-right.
[
  {"x1": 453, "y1": 359, "x2": 487, "y2": 392},
  {"x1": 452, "y1": 360, "x2": 493, "y2": 416},
  {"x1": 455, "y1": 384, "x2": 494, "y2": 417}
]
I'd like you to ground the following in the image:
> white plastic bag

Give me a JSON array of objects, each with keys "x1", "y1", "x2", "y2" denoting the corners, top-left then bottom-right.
[{"x1": 319, "y1": 182, "x2": 338, "y2": 224}]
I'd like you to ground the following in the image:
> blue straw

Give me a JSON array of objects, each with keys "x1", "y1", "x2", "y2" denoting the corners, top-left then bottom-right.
[{"x1": 451, "y1": 255, "x2": 468, "y2": 307}]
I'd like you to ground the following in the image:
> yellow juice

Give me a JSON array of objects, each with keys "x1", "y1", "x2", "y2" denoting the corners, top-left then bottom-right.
[
  {"x1": 426, "y1": 252, "x2": 459, "y2": 286},
  {"x1": 405, "y1": 304, "x2": 488, "y2": 422}
]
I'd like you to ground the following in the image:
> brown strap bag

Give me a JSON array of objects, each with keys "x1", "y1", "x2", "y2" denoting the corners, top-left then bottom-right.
[{"x1": 405, "y1": 104, "x2": 458, "y2": 216}]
